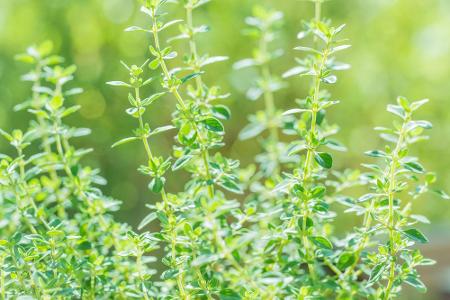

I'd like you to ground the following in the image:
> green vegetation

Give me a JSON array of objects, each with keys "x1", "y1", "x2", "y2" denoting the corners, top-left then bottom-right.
[{"x1": 0, "y1": 0, "x2": 448, "y2": 299}]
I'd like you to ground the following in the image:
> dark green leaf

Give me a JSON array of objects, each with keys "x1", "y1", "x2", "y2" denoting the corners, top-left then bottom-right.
[
  {"x1": 402, "y1": 228, "x2": 428, "y2": 244},
  {"x1": 368, "y1": 263, "x2": 385, "y2": 284},
  {"x1": 309, "y1": 236, "x2": 333, "y2": 249},
  {"x1": 403, "y1": 161, "x2": 425, "y2": 174},
  {"x1": 219, "y1": 179, "x2": 243, "y2": 194},
  {"x1": 181, "y1": 72, "x2": 203, "y2": 84},
  {"x1": 337, "y1": 252, "x2": 356, "y2": 270},
  {"x1": 314, "y1": 152, "x2": 333, "y2": 169},
  {"x1": 404, "y1": 275, "x2": 427, "y2": 293},
  {"x1": 212, "y1": 105, "x2": 231, "y2": 120},
  {"x1": 172, "y1": 155, "x2": 194, "y2": 171},
  {"x1": 149, "y1": 177, "x2": 165, "y2": 194},
  {"x1": 202, "y1": 118, "x2": 224, "y2": 133}
]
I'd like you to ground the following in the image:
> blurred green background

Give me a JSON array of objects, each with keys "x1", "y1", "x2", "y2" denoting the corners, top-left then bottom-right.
[{"x1": 0, "y1": 0, "x2": 449, "y2": 298}]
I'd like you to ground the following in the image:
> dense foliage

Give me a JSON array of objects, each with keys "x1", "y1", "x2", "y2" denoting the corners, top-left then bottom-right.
[{"x1": 0, "y1": 0, "x2": 447, "y2": 299}]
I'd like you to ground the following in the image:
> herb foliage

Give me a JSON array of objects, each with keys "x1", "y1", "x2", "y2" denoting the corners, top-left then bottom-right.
[{"x1": 0, "y1": 0, "x2": 447, "y2": 299}]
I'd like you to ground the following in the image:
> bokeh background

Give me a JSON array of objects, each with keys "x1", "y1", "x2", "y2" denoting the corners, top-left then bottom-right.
[{"x1": 0, "y1": 0, "x2": 449, "y2": 298}]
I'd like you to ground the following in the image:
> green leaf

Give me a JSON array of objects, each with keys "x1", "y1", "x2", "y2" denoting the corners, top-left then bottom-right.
[
  {"x1": 149, "y1": 177, "x2": 165, "y2": 194},
  {"x1": 181, "y1": 72, "x2": 203, "y2": 84},
  {"x1": 311, "y1": 185, "x2": 326, "y2": 198},
  {"x1": 322, "y1": 75, "x2": 337, "y2": 84},
  {"x1": 368, "y1": 263, "x2": 385, "y2": 284},
  {"x1": 309, "y1": 236, "x2": 333, "y2": 250},
  {"x1": 60, "y1": 105, "x2": 81, "y2": 118},
  {"x1": 178, "y1": 123, "x2": 197, "y2": 145},
  {"x1": 124, "y1": 26, "x2": 149, "y2": 32},
  {"x1": 138, "y1": 212, "x2": 157, "y2": 230},
  {"x1": 159, "y1": 19, "x2": 183, "y2": 32},
  {"x1": 141, "y1": 92, "x2": 166, "y2": 106},
  {"x1": 294, "y1": 46, "x2": 322, "y2": 55},
  {"x1": 282, "y1": 108, "x2": 310, "y2": 116},
  {"x1": 201, "y1": 56, "x2": 229, "y2": 67},
  {"x1": 397, "y1": 96, "x2": 410, "y2": 111},
  {"x1": 15, "y1": 54, "x2": 36, "y2": 64},
  {"x1": 202, "y1": 118, "x2": 224, "y2": 133},
  {"x1": 287, "y1": 142, "x2": 307, "y2": 156},
  {"x1": 402, "y1": 228, "x2": 428, "y2": 244},
  {"x1": 239, "y1": 122, "x2": 266, "y2": 140},
  {"x1": 0, "y1": 129, "x2": 13, "y2": 142},
  {"x1": 404, "y1": 275, "x2": 427, "y2": 293},
  {"x1": 337, "y1": 252, "x2": 356, "y2": 270},
  {"x1": 433, "y1": 189, "x2": 450, "y2": 200},
  {"x1": 150, "y1": 125, "x2": 175, "y2": 136},
  {"x1": 49, "y1": 95, "x2": 64, "y2": 110},
  {"x1": 297, "y1": 217, "x2": 313, "y2": 231},
  {"x1": 219, "y1": 179, "x2": 243, "y2": 194},
  {"x1": 212, "y1": 105, "x2": 231, "y2": 120},
  {"x1": 282, "y1": 66, "x2": 308, "y2": 78},
  {"x1": 403, "y1": 161, "x2": 425, "y2": 174},
  {"x1": 77, "y1": 241, "x2": 92, "y2": 250},
  {"x1": 112, "y1": 137, "x2": 139, "y2": 148},
  {"x1": 161, "y1": 268, "x2": 179, "y2": 280},
  {"x1": 387, "y1": 104, "x2": 406, "y2": 119},
  {"x1": 219, "y1": 289, "x2": 241, "y2": 300},
  {"x1": 106, "y1": 81, "x2": 131, "y2": 87},
  {"x1": 411, "y1": 99, "x2": 429, "y2": 111},
  {"x1": 314, "y1": 152, "x2": 333, "y2": 169},
  {"x1": 365, "y1": 150, "x2": 388, "y2": 158},
  {"x1": 149, "y1": 58, "x2": 160, "y2": 70},
  {"x1": 191, "y1": 254, "x2": 220, "y2": 267},
  {"x1": 172, "y1": 155, "x2": 194, "y2": 171},
  {"x1": 330, "y1": 44, "x2": 351, "y2": 54}
]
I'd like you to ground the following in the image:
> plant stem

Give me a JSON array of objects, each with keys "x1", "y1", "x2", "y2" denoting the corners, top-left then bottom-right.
[
  {"x1": 277, "y1": 5, "x2": 332, "y2": 284},
  {"x1": 134, "y1": 87, "x2": 187, "y2": 299},
  {"x1": 383, "y1": 121, "x2": 407, "y2": 300},
  {"x1": 150, "y1": 4, "x2": 256, "y2": 294},
  {"x1": 183, "y1": 4, "x2": 258, "y2": 292},
  {"x1": 299, "y1": 39, "x2": 331, "y2": 285},
  {"x1": 180, "y1": 4, "x2": 216, "y2": 199}
]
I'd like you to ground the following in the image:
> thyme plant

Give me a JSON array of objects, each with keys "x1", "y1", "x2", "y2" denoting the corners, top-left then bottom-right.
[
  {"x1": 233, "y1": 7, "x2": 291, "y2": 240},
  {"x1": 110, "y1": 0, "x2": 258, "y2": 298},
  {"x1": 1, "y1": 0, "x2": 446, "y2": 299},
  {"x1": 0, "y1": 42, "x2": 147, "y2": 299},
  {"x1": 335, "y1": 97, "x2": 447, "y2": 299}
]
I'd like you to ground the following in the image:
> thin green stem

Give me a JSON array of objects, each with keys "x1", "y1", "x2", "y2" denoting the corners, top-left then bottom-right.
[
  {"x1": 277, "y1": 12, "x2": 333, "y2": 284},
  {"x1": 315, "y1": 0, "x2": 322, "y2": 23},
  {"x1": 149, "y1": 5, "x2": 256, "y2": 294},
  {"x1": 185, "y1": 3, "x2": 215, "y2": 199},
  {"x1": 134, "y1": 86, "x2": 187, "y2": 299},
  {"x1": 298, "y1": 40, "x2": 331, "y2": 284},
  {"x1": 383, "y1": 122, "x2": 407, "y2": 300}
]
